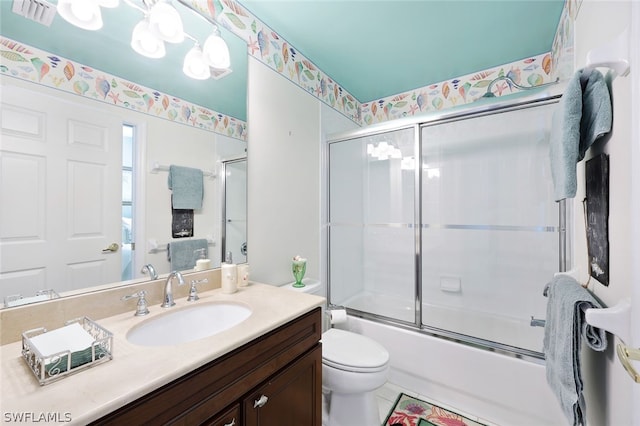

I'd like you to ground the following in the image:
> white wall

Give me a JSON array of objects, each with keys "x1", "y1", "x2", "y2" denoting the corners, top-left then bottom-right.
[
  {"x1": 247, "y1": 57, "x2": 358, "y2": 288},
  {"x1": 572, "y1": 1, "x2": 635, "y2": 424},
  {"x1": 247, "y1": 57, "x2": 322, "y2": 285}
]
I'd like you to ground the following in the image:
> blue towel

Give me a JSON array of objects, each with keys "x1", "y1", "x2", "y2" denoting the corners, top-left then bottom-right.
[
  {"x1": 549, "y1": 69, "x2": 612, "y2": 201},
  {"x1": 168, "y1": 165, "x2": 204, "y2": 210},
  {"x1": 167, "y1": 239, "x2": 208, "y2": 271},
  {"x1": 543, "y1": 274, "x2": 607, "y2": 426}
]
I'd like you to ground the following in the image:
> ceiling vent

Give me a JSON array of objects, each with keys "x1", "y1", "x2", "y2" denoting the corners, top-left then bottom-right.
[{"x1": 12, "y1": 0, "x2": 57, "y2": 27}]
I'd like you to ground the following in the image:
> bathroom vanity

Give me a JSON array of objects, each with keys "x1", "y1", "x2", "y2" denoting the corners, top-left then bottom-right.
[
  {"x1": 0, "y1": 283, "x2": 324, "y2": 425},
  {"x1": 92, "y1": 307, "x2": 322, "y2": 425}
]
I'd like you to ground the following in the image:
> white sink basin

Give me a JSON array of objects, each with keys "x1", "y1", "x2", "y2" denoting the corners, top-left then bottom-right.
[{"x1": 126, "y1": 302, "x2": 252, "y2": 347}]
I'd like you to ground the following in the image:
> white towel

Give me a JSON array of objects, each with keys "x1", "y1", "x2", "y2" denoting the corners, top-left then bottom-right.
[{"x1": 29, "y1": 323, "x2": 94, "y2": 358}]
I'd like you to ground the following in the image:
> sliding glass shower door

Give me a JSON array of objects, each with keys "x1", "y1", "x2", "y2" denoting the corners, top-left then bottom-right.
[
  {"x1": 420, "y1": 104, "x2": 558, "y2": 353},
  {"x1": 328, "y1": 97, "x2": 562, "y2": 356},
  {"x1": 328, "y1": 127, "x2": 417, "y2": 323}
]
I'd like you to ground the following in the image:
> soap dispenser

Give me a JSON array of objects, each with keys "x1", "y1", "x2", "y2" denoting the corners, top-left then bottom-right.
[{"x1": 193, "y1": 248, "x2": 211, "y2": 271}]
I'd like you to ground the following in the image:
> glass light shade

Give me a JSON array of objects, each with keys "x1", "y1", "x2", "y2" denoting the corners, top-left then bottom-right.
[
  {"x1": 96, "y1": 0, "x2": 119, "y2": 7},
  {"x1": 149, "y1": 2, "x2": 184, "y2": 43},
  {"x1": 183, "y1": 45, "x2": 211, "y2": 80},
  {"x1": 203, "y1": 32, "x2": 231, "y2": 69},
  {"x1": 57, "y1": 0, "x2": 103, "y2": 31},
  {"x1": 131, "y1": 20, "x2": 166, "y2": 59}
]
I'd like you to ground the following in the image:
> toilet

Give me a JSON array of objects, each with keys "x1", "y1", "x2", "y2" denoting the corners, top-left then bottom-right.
[{"x1": 280, "y1": 279, "x2": 390, "y2": 426}]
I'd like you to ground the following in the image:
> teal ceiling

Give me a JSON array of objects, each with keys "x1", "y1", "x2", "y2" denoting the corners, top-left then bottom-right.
[
  {"x1": 240, "y1": 0, "x2": 565, "y2": 101},
  {"x1": 1, "y1": 0, "x2": 565, "y2": 121}
]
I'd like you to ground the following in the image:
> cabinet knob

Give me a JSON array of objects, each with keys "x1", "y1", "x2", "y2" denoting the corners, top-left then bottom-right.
[
  {"x1": 223, "y1": 419, "x2": 236, "y2": 426},
  {"x1": 253, "y1": 394, "x2": 269, "y2": 408}
]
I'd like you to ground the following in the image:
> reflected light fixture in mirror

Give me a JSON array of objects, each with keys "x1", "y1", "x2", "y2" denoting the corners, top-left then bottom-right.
[
  {"x1": 148, "y1": 1, "x2": 184, "y2": 43},
  {"x1": 203, "y1": 26, "x2": 231, "y2": 69},
  {"x1": 131, "y1": 18, "x2": 166, "y2": 58},
  {"x1": 56, "y1": 0, "x2": 232, "y2": 80},
  {"x1": 57, "y1": 0, "x2": 105, "y2": 30},
  {"x1": 183, "y1": 43, "x2": 211, "y2": 80}
]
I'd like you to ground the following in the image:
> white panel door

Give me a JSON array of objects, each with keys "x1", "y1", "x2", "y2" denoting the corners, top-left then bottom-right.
[{"x1": 0, "y1": 84, "x2": 122, "y2": 299}]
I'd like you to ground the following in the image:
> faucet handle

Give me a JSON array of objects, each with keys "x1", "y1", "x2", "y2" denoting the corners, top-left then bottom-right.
[
  {"x1": 187, "y1": 278, "x2": 209, "y2": 302},
  {"x1": 121, "y1": 290, "x2": 150, "y2": 316}
]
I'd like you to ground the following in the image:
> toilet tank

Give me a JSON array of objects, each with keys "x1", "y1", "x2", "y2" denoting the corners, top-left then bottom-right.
[
  {"x1": 279, "y1": 278, "x2": 322, "y2": 295},
  {"x1": 279, "y1": 279, "x2": 329, "y2": 330}
]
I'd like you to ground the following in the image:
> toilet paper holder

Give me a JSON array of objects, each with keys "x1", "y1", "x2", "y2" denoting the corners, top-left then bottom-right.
[{"x1": 326, "y1": 306, "x2": 348, "y2": 326}]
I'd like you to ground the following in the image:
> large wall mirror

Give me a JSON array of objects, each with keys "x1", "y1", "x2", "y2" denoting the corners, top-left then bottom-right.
[{"x1": 0, "y1": 1, "x2": 248, "y2": 308}]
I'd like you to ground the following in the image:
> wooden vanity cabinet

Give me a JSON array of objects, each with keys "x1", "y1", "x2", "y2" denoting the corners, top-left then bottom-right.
[{"x1": 91, "y1": 307, "x2": 322, "y2": 426}]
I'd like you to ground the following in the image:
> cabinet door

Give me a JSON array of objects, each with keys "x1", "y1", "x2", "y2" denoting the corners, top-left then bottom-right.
[
  {"x1": 244, "y1": 345, "x2": 322, "y2": 425},
  {"x1": 203, "y1": 403, "x2": 240, "y2": 426}
]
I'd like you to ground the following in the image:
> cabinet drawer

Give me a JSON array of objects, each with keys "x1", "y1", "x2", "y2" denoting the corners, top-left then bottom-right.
[{"x1": 204, "y1": 403, "x2": 240, "y2": 426}]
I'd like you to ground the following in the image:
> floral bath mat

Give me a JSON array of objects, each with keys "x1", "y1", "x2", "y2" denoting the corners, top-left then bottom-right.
[{"x1": 383, "y1": 393, "x2": 488, "y2": 426}]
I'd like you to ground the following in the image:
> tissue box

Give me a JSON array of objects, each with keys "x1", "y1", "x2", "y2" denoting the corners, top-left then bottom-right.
[{"x1": 21, "y1": 317, "x2": 113, "y2": 385}]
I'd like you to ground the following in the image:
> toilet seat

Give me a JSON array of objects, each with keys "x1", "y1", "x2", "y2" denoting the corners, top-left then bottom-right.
[{"x1": 321, "y1": 328, "x2": 389, "y2": 373}]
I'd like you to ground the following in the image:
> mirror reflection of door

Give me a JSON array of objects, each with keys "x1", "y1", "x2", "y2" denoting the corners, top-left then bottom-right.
[
  {"x1": 0, "y1": 85, "x2": 122, "y2": 301},
  {"x1": 222, "y1": 158, "x2": 247, "y2": 264}
]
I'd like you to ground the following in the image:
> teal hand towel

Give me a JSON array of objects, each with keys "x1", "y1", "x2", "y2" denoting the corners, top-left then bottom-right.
[
  {"x1": 168, "y1": 239, "x2": 208, "y2": 271},
  {"x1": 168, "y1": 165, "x2": 204, "y2": 210},
  {"x1": 549, "y1": 69, "x2": 612, "y2": 201},
  {"x1": 543, "y1": 275, "x2": 607, "y2": 426}
]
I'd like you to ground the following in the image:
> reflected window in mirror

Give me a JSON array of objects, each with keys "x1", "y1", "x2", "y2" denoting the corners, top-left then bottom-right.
[{"x1": 122, "y1": 124, "x2": 136, "y2": 281}]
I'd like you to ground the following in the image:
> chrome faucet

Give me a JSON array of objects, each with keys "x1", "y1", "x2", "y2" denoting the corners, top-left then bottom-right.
[
  {"x1": 141, "y1": 264, "x2": 158, "y2": 280},
  {"x1": 161, "y1": 271, "x2": 185, "y2": 308}
]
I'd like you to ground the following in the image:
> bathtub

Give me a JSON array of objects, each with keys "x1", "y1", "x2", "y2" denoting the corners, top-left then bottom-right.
[{"x1": 343, "y1": 315, "x2": 567, "y2": 426}]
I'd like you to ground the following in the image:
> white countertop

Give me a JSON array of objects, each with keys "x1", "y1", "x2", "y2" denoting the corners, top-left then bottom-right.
[{"x1": 0, "y1": 283, "x2": 325, "y2": 425}]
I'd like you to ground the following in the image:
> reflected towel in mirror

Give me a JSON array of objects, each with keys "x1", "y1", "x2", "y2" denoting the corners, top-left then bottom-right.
[
  {"x1": 168, "y1": 239, "x2": 208, "y2": 271},
  {"x1": 168, "y1": 165, "x2": 204, "y2": 209}
]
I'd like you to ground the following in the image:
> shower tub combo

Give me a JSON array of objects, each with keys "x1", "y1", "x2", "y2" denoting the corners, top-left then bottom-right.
[{"x1": 326, "y1": 89, "x2": 569, "y2": 425}]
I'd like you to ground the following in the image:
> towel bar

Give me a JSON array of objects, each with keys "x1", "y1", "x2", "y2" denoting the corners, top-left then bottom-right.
[
  {"x1": 150, "y1": 161, "x2": 216, "y2": 179},
  {"x1": 585, "y1": 27, "x2": 630, "y2": 77},
  {"x1": 147, "y1": 237, "x2": 215, "y2": 254}
]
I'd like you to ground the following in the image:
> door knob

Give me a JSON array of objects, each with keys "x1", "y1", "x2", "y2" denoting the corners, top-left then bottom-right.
[{"x1": 102, "y1": 243, "x2": 119, "y2": 253}]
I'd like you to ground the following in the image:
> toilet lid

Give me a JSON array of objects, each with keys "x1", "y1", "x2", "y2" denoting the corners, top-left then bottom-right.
[{"x1": 321, "y1": 328, "x2": 389, "y2": 373}]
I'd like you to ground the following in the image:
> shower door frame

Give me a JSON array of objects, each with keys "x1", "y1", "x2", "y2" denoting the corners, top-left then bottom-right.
[
  {"x1": 326, "y1": 89, "x2": 569, "y2": 359},
  {"x1": 221, "y1": 156, "x2": 248, "y2": 265}
]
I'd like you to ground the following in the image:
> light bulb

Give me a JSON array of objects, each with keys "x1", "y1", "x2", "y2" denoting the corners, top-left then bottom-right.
[
  {"x1": 149, "y1": 2, "x2": 184, "y2": 43},
  {"x1": 57, "y1": 0, "x2": 103, "y2": 30},
  {"x1": 96, "y1": 0, "x2": 119, "y2": 7},
  {"x1": 183, "y1": 45, "x2": 211, "y2": 80},
  {"x1": 203, "y1": 30, "x2": 231, "y2": 69},
  {"x1": 131, "y1": 19, "x2": 166, "y2": 59}
]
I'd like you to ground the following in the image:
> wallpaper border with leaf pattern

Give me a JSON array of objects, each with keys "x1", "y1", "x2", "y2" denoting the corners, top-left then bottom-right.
[
  {"x1": 0, "y1": 37, "x2": 248, "y2": 142},
  {"x1": 195, "y1": 0, "x2": 569, "y2": 126},
  {"x1": 1, "y1": 0, "x2": 572, "y2": 133}
]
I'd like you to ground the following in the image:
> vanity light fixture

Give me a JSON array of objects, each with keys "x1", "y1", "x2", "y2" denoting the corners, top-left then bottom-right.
[
  {"x1": 183, "y1": 43, "x2": 211, "y2": 80},
  {"x1": 148, "y1": 1, "x2": 184, "y2": 43},
  {"x1": 55, "y1": 0, "x2": 231, "y2": 79},
  {"x1": 203, "y1": 26, "x2": 231, "y2": 69},
  {"x1": 56, "y1": 0, "x2": 103, "y2": 30},
  {"x1": 131, "y1": 18, "x2": 166, "y2": 58},
  {"x1": 97, "y1": 0, "x2": 120, "y2": 7}
]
